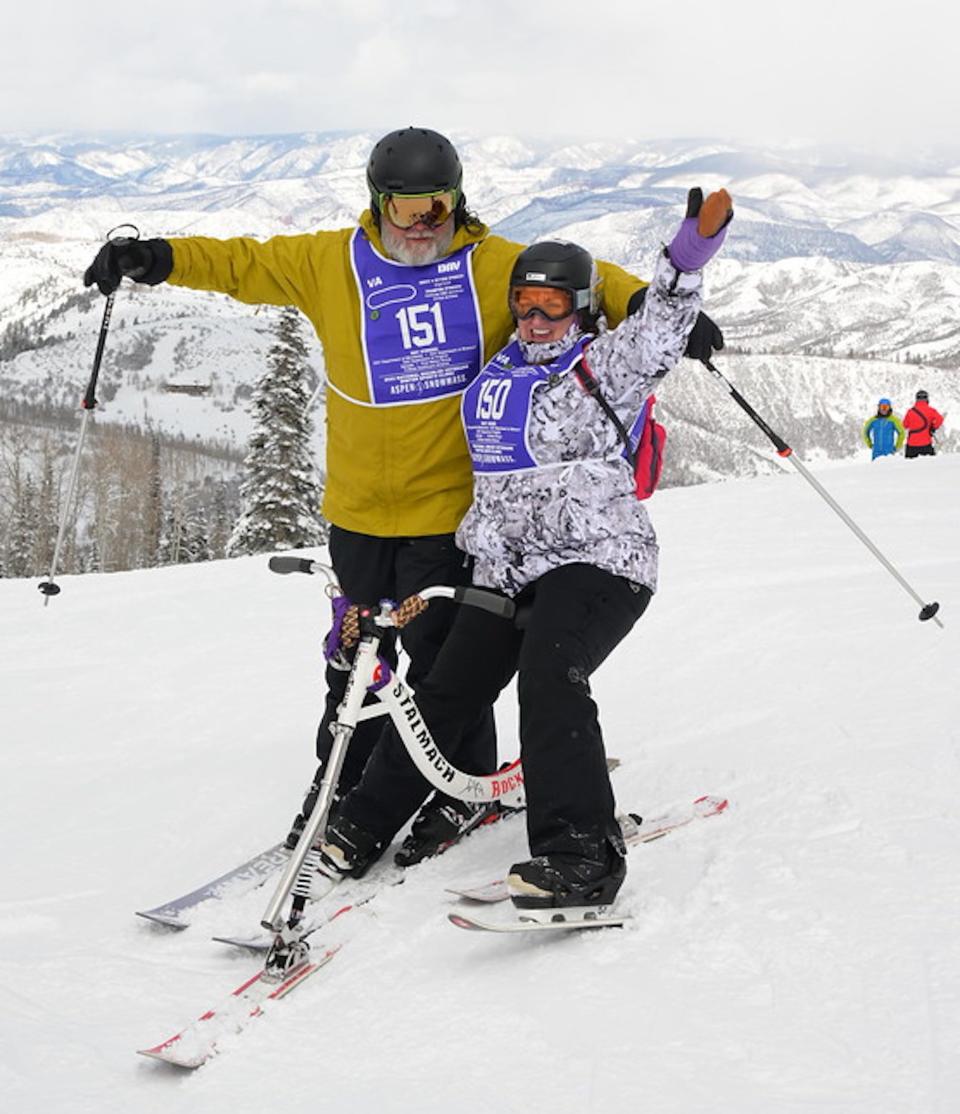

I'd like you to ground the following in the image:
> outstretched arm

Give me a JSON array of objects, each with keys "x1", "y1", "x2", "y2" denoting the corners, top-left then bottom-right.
[
  {"x1": 585, "y1": 188, "x2": 733, "y2": 404},
  {"x1": 84, "y1": 230, "x2": 339, "y2": 308}
]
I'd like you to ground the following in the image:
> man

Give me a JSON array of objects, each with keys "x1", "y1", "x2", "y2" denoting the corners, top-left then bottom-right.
[
  {"x1": 84, "y1": 126, "x2": 725, "y2": 866},
  {"x1": 902, "y1": 390, "x2": 944, "y2": 458},
  {"x1": 862, "y1": 398, "x2": 905, "y2": 459}
]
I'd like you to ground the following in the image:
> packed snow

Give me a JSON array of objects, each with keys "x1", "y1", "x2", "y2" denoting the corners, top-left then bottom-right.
[{"x1": 1, "y1": 450, "x2": 957, "y2": 1113}]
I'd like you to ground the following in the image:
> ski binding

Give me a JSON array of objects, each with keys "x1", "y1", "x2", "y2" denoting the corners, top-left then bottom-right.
[
  {"x1": 447, "y1": 794, "x2": 728, "y2": 904},
  {"x1": 448, "y1": 908, "x2": 630, "y2": 934}
]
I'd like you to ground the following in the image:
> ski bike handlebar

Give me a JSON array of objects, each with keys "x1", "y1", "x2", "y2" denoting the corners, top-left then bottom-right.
[
  {"x1": 267, "y1": 554, "x2": 517, "y2": 621},
  {"x1": 261, "y1": 555, "x2": 521, "y2": 940}
]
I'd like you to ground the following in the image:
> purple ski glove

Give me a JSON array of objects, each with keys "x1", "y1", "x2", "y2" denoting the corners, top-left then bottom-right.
[
  {"x1": 323, "y1": 595, "x2": 354, "y2": 661},
  {"x1": 667, "y1": 187, "x2": 733, "y2": 272}
]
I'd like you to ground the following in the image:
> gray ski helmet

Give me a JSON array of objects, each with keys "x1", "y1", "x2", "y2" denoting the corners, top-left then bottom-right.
[
  {"x1": 508, "y1": 240, "x2": 600, "y2": 317},
  {"x1": 367, "y1": 127, "x2": 463, "y2": 221}
]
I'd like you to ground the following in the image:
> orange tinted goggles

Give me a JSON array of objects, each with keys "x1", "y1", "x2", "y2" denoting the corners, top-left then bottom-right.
[
  {"x1": 381, "y1": 191, "x2": 457, "y2": 229},
  {"x1": 509, "y1": 285, "x2": 575, "y2": 321}
]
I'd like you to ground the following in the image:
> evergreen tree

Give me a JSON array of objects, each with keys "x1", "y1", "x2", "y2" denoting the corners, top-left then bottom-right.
[
  {"x1": 34, "y1": 448, "x2": 58, "y2": 575},
  {"x1": 146, "y1": 433, "x2": 163, "y2": 567},
  {"x1": 80, "y1": 533, "x2": 102, "y2": 574},
  {"x1": 209, "y1": 479, "x2": 233, "y2": 559},
  {"x1": 182, "y1": 501, "x2": 212, "y2": 563},
  {"x1": 7, "y1": 475, "x2": 37, "y2": 577},
  {"x1": 157, "y1": 501, "x2": 184, "y2": 566},
  {"x1": 227, "y1": 307, "x2": 326, "y2": 556}
]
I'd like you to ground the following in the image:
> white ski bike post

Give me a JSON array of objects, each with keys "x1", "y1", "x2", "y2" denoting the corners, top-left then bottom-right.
[{"x1": 258, "y1": 556, "x2": 522, "y2": 975}]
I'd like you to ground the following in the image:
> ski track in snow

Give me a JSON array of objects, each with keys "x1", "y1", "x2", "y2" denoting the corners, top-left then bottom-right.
[{"x1": 1, "y1": 454, "x2": 958, "y2": 1114}]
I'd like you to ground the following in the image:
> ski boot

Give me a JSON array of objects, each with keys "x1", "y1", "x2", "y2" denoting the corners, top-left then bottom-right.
[
  {"x1": 507, "y1": 848, "x2": 626, "y2": 924},
  {"x1": 394, "y1": 792, "x2": 512, "y2": 867},
  {"x1": 317, "y1": 815, "x2": 386, "y2": 879}
]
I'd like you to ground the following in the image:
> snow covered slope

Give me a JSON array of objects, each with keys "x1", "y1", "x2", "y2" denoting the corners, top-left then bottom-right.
[{"x1": 1, "y1": 453, "x2": 957, "y2": 1112}]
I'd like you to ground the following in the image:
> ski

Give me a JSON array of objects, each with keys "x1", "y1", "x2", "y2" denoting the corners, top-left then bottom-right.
[
  {"x1": 136, "y1": 843, "x2": 290, "y2": 930},
  {"x1": 445, "y1": 794, "x2": 728, "y2": 904},
  {"x1": 137, "y1": 759, "x2": 623, "y2": 932},
  {"x1": 137, "y1": 945, "x2": 339, "y2": 1069},
  {"x1": 207, "y1": 769, "x2": 619, "y2": 950},
  {"x1": 448, "y1": 911, "x2": 630, "y2": 934}
]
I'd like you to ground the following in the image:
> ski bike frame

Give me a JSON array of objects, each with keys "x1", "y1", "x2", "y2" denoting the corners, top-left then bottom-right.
[{"x1": 259, "y1": 555, "x2": 523, "y2": 969}]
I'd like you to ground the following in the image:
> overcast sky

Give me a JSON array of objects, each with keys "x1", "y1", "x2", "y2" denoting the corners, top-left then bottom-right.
[{"x1": 3, "y1": 0, "x2": 956, "y2": 154}]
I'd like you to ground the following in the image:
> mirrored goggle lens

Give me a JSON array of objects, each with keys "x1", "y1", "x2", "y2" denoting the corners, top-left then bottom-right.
[
  {"x1": 879, "y1": 404, "x2": 891, "y2": 412},
  {"x1": 382, "y1": 191, "x2": 456, "y2": 229},
  {"x1": 509, "y1": 285, "x2": 575, "y2": 321}
]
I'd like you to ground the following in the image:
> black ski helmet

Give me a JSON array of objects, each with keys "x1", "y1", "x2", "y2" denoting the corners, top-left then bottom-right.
[
  {"x1": 916, "y1": 389, "x2": 929, "y2": 401},
  {"x1": 508, "y1": 240, "x2": 600, "y2": 318},
  {"x1": 366, "y1": 127, "x2": 464, "y2": 225}
]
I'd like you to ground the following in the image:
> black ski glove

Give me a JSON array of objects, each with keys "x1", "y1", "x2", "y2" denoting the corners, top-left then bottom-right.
[
  {"x1": 83, "y1": 238, "x2": 174, "y2": 295},
  {"x1": 684, "y1": 308, "x2": 725, "y2": 362},
  {"x1": 626, "y1": 287, "x2": 725, "y2": 362}
]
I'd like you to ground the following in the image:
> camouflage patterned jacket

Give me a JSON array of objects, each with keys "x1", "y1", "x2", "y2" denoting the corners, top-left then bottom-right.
[{"x1": 457, "y1": 251, "x2": 701, "y2": 596}]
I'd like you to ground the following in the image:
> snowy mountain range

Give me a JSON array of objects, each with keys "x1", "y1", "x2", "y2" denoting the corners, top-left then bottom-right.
[{"x1": 2, "y1": 131, "x2": 958, "y2": 478}]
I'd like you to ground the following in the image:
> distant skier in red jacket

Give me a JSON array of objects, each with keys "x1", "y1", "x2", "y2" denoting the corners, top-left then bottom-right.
[{"x1": 902, "y1": 390, "x2": 944, "y2": 458}]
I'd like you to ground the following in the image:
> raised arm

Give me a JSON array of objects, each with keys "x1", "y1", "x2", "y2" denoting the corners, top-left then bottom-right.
[{"x1": 585, "y1": 188, "x2": 732, "y2": 404}]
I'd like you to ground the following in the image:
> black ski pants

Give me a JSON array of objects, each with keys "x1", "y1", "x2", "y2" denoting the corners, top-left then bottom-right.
[
  {"x1": 905, "y1": 443, "x2": 935, "y2": 458},
  {"x1": 339, "y1": 562, "x2": 651, "y2": 860},
  {"x1": 316, "y1": 526, "x2": 497, "y2": 794}
]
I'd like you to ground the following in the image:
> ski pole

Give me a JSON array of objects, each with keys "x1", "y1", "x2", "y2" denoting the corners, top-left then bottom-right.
[
  {"x1": 38, "y1": 224, "x2": 139, "y2": 603},
  {"x1": 701, "y1": 359, "x2": 943, "y2": 628}
]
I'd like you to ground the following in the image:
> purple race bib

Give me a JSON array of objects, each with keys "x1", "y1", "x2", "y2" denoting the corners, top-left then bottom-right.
[
  {"x1": 351, "y1": 231, "x2": 483, "y2": 406},
  {"x1": 462, "y1": 338, "x2": 591, "y2": 472}
]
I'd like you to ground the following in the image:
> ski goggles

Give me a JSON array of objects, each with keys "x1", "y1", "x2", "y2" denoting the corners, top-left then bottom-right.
[
  {"x1": 380, "y1": 190, "x2": 458, "y2": 229},
  {"x1": 878, "y1": 403, "x2": 891, "y2": 413},
  {"x1": 509, "y1": 284, "x2": 575, "y2": 321}
]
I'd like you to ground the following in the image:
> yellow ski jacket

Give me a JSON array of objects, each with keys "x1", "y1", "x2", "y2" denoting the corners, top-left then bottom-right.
[{"x1": 168, "y1": 212, "x2": 645, "y2": 536}]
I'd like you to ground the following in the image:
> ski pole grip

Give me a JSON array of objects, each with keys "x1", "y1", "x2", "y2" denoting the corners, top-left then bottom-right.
[
  {"x1": 268, "y1": 556, "x2": 316, "y2": 575},
  {"x1": 454, "y1": 586, "x2": 516, "y2": 620}
]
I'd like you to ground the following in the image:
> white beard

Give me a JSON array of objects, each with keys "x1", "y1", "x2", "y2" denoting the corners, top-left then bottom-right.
[{"x1": 380, "y1": 218, "x2": 455, "y2": 266}]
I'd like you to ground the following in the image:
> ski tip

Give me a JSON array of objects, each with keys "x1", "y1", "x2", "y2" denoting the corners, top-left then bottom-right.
[
  {"x1": 693, "y1": 795, "x2": 729, "y2": 814},
  {"x1": 448, "y1": 912, "x2": 487, "y2": 931},
  {"x1": 135, "y1": 910, "x2": 189, "y2": 930},
  {"x1": 211, "y1": 935, "x2": 272, "y2": 952},
  {"x1": 137, "y1": 1047, "x2": 205, "y2": 1070},
  {"x1": 444, "y1": 880, "x2": 509, "y2": 903}
]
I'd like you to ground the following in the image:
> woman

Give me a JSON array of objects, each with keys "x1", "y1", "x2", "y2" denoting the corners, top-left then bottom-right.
[{"x1": 322, "y1": 187, "x2": 733, "y2": 915}]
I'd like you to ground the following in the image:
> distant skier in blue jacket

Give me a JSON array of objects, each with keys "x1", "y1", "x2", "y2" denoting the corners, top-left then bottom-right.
[{"x1": 862, "y1": 399, "x2": 905, "y2": 459}]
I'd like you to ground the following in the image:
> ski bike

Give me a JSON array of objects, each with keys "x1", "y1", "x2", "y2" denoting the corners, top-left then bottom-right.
[{"x1": 259, "y1": 555, "x2": 523, "y2": 975}]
